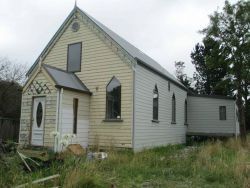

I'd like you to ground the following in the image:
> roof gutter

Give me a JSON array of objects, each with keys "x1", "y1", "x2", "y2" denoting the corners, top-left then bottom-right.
[
  {"x1": 188, "y1": 93, "x2": 235, "y2": 100},
  {"x1": 55, "y1": 85, "x2": 92, "y2": 95}
]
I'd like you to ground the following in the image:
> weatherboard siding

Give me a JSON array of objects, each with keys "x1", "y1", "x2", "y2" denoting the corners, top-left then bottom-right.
[
  {"x1": 134, "y1": 65, "x2": 187, "y2": 151},
  {"x1": 61, "y1": 90, "x2": 89, "y2": 148},
  {"x1": 19, "y1": 70, "x2": 57, "y2": 148},
  {"x1": 187, "y1": 96, "x2": 239, "y2": 135},
  {"x1": 42, "y1": 12, "x2": 134, "y2": 148}
]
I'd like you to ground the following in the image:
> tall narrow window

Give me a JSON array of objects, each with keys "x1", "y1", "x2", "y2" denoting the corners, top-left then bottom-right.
[
  {"x1": 172, "y1": 94, "x2": 176, "y2": 123},
  {"x1": 185, "y1": 99, "x2": 187, "y2": 124},
  {"x1": 153, "y1": 85, "x2": 159, "y2": 120},
  {"x1": 106, "y1": 77, "x2": 121, "y2": 119},
  {"x1": 168, "y1": 81, "x2": 170, "y2": 91},
  {"x1": 73, "y1": 98, "x2": 78, "y2": 134},
  {"x1": 219, "y1": 106, "x2": 226, "y2": 120},
  {"x1": 67, "y1": 42, "x2": 82, "y2": 72}
]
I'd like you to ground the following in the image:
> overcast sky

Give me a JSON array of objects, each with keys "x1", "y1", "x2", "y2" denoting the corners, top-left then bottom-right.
[{"x1": 0, "y1": 0, "x2": 237, "y2": 76}]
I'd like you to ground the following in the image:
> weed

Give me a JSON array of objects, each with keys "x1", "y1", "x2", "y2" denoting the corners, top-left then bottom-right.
[{"x1": 0, "y1": 136, "x2": 249, "y2": 187}]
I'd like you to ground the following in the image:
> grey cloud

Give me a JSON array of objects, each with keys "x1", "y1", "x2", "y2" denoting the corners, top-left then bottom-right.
[{"x1": 0, "y1": 0, "x2": 237, "y2": 77}]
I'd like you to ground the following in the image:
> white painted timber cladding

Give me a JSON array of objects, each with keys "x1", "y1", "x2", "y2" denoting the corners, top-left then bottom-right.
[
  {"x1": 134, "y1": 65, "x2": 187, "y2": 151},
  {"x1": 42, "y1": 12, "x2": 134, "y2": 148},
  {"x1": 19, "y1": 71, "x2": 57, "y2": 148},
  {"x1": 187, "y1": 96, "x2": 239, "y2": 135},
  {"x1": 61, "y1": 90, "x2": 90, "y2": 148}
]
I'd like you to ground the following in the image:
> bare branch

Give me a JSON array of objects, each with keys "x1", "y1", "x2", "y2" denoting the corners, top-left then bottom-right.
[{"x1": 0, "y1": 57, "x2": 27, "y2": 85}]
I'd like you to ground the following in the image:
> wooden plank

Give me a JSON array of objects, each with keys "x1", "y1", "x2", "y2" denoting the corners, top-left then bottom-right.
[{"x1": 15, "y1": 174, "x2": 60, "y2": 188}]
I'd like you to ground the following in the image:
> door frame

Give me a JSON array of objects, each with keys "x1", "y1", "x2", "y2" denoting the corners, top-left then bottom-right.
[{"x1": 29, "y1": 96, "x2": 47, "y2": 146}]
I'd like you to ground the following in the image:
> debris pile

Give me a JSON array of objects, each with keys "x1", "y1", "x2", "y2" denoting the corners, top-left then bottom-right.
[{"x1": 87, "y1": 151, "x2": 108, "y2": 161}]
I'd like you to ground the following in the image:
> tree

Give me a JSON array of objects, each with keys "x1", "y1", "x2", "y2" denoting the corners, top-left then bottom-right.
[
  {"x1": 191, "y1": 38, "x2": 232, "y2": 95},
  {"x1": 0, "y1": 57, "x2": 27, "y2": 85},
  {"x1": 247, "y1": 98, "x2": 250, "y2": 131},
  {"x1": 0, "y1": 57, "x2": 27, "y2": 119},
  {"x1": 174, "y1": 61, "x2": 193, "y2": 90},
  {"x1": 201, "y1": 0, "x2": 250, "y2": 141},
  {"x1": 0, "y1": 80, "x2": 22, "y2": 119}
]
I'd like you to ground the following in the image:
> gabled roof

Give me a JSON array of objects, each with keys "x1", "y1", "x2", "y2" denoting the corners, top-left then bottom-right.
[
  {"x1": 43, "y1": 64, "x2": 91, "y2": 94},
  {"x1": 26, "y1": 8, "x2": 76, "y2": 76},
  {"x1": 79, "y1": 9, "x2": 184, "y2": 88},
  {"x1": 27, "y1": 6, "x2": 186, "y2": 90}
]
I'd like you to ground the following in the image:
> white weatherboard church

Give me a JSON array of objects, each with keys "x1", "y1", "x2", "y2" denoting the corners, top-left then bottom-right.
[{"x1": 19, "y1": 6, "x2": 239, "y2": 152}]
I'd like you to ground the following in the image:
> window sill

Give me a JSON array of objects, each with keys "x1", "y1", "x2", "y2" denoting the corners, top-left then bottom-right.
[
  {"x1": 184, "y1": 123, "x2": 188, "y2": 126},
  {"x1": 103, "y1": 119, "x2": 123, "y2": 122},
  {"x1": 171, "y1": 122, "x2": 176, "y2": 124},
  {"x1": 152, "y1": 120, "x2": 160, "y2": 123}
]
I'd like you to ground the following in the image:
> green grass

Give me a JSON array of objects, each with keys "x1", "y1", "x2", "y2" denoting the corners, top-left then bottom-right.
[{"x1": 0, "y1": 137, "x2": 250, "y2": 188}]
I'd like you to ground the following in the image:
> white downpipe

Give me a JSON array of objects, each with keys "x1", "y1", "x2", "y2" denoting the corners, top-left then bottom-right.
[
  {"x1": 54, "y1": 88, "x2": 63, "y2": 152},
  {"x1": 54, "y1": 89, "x2": 60, "y2": 152},
  {"x1": 58, "y1": 88, "x2": 63, "y2": 151}
]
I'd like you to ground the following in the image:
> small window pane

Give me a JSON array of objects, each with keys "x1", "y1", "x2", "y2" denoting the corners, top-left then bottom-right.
[
  {"x1": 68, "y1": 43, "x2": 82, "y2": 72},
  {"x1": 36, "y1": 102, "x2": 43, "y2": 128},
  {"x1": 219, "y1": 106, "x2": 226, "y2": 120}
]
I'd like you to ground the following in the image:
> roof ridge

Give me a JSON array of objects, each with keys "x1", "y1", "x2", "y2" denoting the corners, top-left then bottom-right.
[
  {"x1": 77, "y1": 7, "x2": 186, "y2": 90},
  {"x1": 71, "y1": 73, "x2": 90, "y2": 92}
]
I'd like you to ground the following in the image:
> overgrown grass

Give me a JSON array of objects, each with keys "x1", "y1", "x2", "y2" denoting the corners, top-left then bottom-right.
[{"x1": 0, "y1": 137, "x2": 249, "y2": 187}]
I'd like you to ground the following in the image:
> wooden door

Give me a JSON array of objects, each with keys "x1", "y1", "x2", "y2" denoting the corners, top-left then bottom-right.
[{"x1": 31, "y1": 97, "x2": 45, "y2": 146}]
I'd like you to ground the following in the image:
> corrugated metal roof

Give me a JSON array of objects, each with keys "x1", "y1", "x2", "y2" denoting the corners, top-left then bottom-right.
[
  {"x1": 27, "y1": 6, "x2": 186, "y2": 90},
  {"x1": 43, "y1": 64, "x2": 90, "y2": 93},
  {"x1": 78, "y1": 8, "x2": 186, "y2": 89}
]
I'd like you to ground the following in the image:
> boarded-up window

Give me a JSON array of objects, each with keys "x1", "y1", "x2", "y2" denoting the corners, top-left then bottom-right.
[
  {"x1": 106, "y1": 77, "x2": 121, "y2": 119},
  {"x1": 153, "y1": 85, "x2": 159, "y2": 120},
  {"x1": 219, "y1": 106, "x2": 226, "y2": 120},
  {"x1": 172, "y1": 94, "x2": 176, "y2": 123},
  {"x1": 73, "y1": 98, "x2": 78, "y2": 134},
  {"x1": 67, "y1": 42, "x2": 82, "y2": 72}
]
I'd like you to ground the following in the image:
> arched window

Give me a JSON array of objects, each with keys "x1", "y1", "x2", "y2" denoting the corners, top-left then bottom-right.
[
  {"x1": 172, "y1": 94, "x2": 176, "y2": 123},
  {"x1": 106, "y1": 77, "x2": 121, "y2": 119},
  {"x1": 185, "y1": 99, "x2": 187, "y2": 124},
  {"x1": 153, "y1": 85, "x2": 159, "y2": 120}
]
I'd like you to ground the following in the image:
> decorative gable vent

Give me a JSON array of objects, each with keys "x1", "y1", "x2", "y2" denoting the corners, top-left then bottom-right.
[{"x1": 72, "y1": 21, "x2": 80, "y2": 32}]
